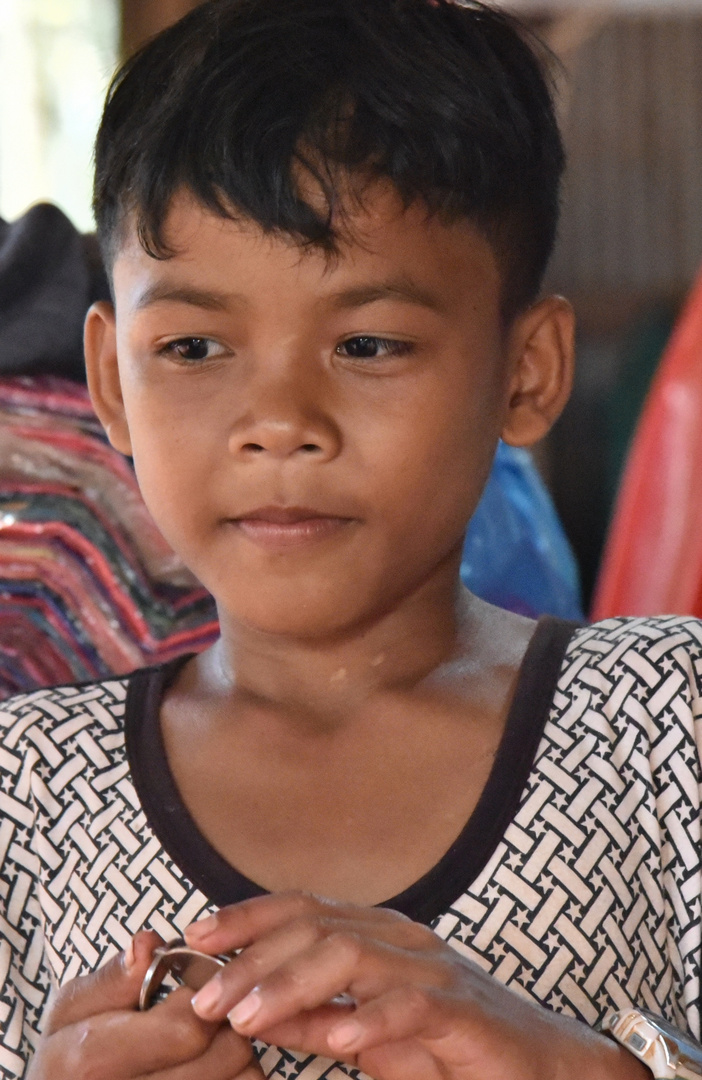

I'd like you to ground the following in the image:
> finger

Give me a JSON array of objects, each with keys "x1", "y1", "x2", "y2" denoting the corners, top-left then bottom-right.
[
  {"x1": 191, "y1": 906, "x2": 441, "y2": 1023},
  {"x1": 185, "y1": 892, "x2": 405, "y2": 954},
  {"x1": 139, "y1": 1022, "x2": 263, "y2": 1080},
  {"x1": 225, "y1": 935, "x2": 387, "y2": 1032},
  {"x1": 326, "y1": 984, "x2": 458, "y2": 1057},
  {"x1": 44, "y1": 929, "x2": 164, "y2": 1033},
  {"x1": 257, "y1": 1003, "x2": 358, "y2": 1059},
  {"x1": 192, "y1": 911, "x2": 363, "y2": 1020},
  {"x1": 226, "y1": 935, "x2": 451, "y2": 1036},
  {"x1": 257, "y1": 999, "x2": 447, "y2": 1073},
  {"x1": 40, "y1": 987, "x2": 222, "y2": 1080}
]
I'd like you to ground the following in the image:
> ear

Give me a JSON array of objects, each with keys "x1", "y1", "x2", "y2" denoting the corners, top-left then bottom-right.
[
  {"x1": 500, "y1": 295, "x2": 575, "y2": 447},
  {"x1": 84, "y1": 301, "x2": 133, "y2": 456}
]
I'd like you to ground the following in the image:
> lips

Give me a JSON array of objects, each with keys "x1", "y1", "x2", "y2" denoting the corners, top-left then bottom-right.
[{"x1": 228, "y1": 506, "x2": 355, "y2": 550}]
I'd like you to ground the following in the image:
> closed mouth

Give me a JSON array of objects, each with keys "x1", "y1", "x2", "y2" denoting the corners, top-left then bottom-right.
[
  {"x1": 227, "y1": 506, "x2": 356, "y2": 548},
  {"x1": 232, "y1": 505, "x2": 350, "y2": 524}
]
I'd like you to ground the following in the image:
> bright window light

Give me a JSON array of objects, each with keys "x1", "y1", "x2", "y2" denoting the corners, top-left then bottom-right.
[{"x1": 0, "y1": 0, "x2": 118, "y2": 231}]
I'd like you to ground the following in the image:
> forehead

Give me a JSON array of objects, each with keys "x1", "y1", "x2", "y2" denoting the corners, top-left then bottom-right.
[{"x1": 111, "y1": 186, "x2": 502, "y2": 318}]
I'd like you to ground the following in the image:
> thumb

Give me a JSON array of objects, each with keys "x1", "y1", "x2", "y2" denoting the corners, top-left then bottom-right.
[{"x1": 44, "y1": 929, "x2": 164, "y2": 1034}]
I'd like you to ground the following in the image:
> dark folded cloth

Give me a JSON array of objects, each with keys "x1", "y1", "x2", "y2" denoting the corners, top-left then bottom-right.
[{"x1": 0, "y1": 203, "x2": 110, "y2": 381}]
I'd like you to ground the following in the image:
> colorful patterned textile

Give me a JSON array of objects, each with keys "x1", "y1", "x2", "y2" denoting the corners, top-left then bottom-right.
[{"x1": 0, "y1": 377, "x2": 218, "y2": 697}]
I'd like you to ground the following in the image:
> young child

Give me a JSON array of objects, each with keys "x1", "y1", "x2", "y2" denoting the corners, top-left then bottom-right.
[{"x1": 1, "y1": 1, "x2": 699, "y2": 1077}]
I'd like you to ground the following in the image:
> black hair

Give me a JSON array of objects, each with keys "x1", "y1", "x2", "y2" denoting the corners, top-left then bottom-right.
[{"x1": 93, "y1": 0, "x2": 564, "y2": 319}]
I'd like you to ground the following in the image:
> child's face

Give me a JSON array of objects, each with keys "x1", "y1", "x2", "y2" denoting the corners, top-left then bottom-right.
[{"x1": 86, "y1": 184, "x2": 571, "y2": 637}]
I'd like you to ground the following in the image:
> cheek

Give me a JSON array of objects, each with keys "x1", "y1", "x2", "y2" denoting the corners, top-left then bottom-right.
[
  {"x1": 122, "y1": 399, "x2": 216, "y2": 551},
  {"x1": 362, "y1": 372, "x2": 502, "y2": 539}
]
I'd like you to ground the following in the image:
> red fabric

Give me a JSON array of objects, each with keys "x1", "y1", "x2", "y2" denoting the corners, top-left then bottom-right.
[
  {"x1": 0, "y1": 376, "x2": 95, "y2": 419},
  {"x1": 0, "y1": 608, "x2": 77, "y2": 687},
  {"x1": 592, "y1": 265, "x2": 702, "y2": 618}
]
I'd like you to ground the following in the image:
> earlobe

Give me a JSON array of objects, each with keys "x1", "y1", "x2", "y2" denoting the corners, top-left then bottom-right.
[
  {"x1": 84, "y1": 301, "x2": 133, "y2": 456},
  {"x1": 500, "y1": 295, "x2": 575, "y2": 447}
]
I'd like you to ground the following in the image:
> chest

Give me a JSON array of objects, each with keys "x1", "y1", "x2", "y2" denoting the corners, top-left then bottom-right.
[
  {"x1": 23, "y1": 701, "x2": 699, "y2": 1056},
  {"x1": 159, "y1": 697, "x2": 504, "y2": 905}
]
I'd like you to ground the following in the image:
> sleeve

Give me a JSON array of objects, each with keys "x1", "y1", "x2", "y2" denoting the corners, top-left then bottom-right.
[
  {"x1": 0, "y1": 706, "x2": 53, "y2": 1079},
  {"x1": 643, "y1": 618, "x2": 702, "y2": 1036}
]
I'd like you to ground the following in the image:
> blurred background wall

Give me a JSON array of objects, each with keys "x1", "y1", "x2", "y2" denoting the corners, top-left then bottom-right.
[
  {"x1": 540, "y1": 8, "x2": 702, "y2": 604},
  {"x1": 3, "y1": 0, "x2": 702, "y2": 608}
]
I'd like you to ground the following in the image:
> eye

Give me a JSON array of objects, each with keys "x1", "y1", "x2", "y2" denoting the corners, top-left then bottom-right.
[
  {"x1": 336, "y1": 336, "x2": 413, "y2": 360},
  {"x1": 160, "y1": 337, "x2": 226, "y2": 362}
]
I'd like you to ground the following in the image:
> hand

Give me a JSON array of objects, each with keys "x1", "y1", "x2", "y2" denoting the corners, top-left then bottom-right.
[
  {"x1": 185, "y1": 893, "x2": 649, "y2": 1080},
  {"x1": 28, "y1": 929, "x2": 264, "y2": 1080}
]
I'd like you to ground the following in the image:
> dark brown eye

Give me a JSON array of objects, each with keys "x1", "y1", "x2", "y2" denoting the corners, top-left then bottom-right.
[
  {"x1": 173, "y1": 338, "x2": 210, "y2": 360},
  {"x1": 343, "y1": 336, "x2": 382, "y2": 358},
  {"x1": 338, "y1": 336, "x2": 411, "y2": 360}
]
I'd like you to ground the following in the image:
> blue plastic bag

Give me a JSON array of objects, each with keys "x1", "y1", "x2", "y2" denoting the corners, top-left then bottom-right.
[{"x1": 461, "y1": 442, "x2": 583, "y2": 620}]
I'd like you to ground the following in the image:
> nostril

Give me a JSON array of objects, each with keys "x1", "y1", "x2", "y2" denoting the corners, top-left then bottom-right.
[{"x1": 238, "y1": 441, "x2": 322, "y2": 454}]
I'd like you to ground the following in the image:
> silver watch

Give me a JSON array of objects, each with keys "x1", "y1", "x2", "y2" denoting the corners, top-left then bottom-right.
[{"x1": 601, "y1": 1008, "x2": 702, "y2": 1079}]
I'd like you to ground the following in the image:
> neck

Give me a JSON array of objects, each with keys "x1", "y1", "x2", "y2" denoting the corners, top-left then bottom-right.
[{"x1": 199, "y1": 567, "x2": 477, "y2": 725}]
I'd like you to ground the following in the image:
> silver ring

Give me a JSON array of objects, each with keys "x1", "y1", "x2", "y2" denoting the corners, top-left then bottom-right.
[{"x1": 139, "y1": 937, "x2": 227, "y2": 1010}]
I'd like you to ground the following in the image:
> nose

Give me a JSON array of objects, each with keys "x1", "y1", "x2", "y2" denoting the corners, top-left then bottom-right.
[
  {"x1": 231, "y1": 420, "x2": 335, "y2": 459},
  {"x1": 227, "y1": 381, "x2": 342, "y2": 463}
]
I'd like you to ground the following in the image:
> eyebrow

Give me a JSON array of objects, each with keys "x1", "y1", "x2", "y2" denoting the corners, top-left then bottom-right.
[
  {"x1": 133, "y1": 284, "x2": 236, "y2": 312},
  {"x1": 328, "y1": 279, "x2": 445, "y2": 314},
  {"x1": 132, "y1": 277, "x2": 444, "y2": 314}
]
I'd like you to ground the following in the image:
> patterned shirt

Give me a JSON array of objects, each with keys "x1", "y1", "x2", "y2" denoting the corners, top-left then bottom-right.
[{"x1": 0, "y1": 615, "x2": 701, "y2": 1079}]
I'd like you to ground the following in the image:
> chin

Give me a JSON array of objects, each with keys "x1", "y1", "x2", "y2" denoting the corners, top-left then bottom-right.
[{"x1": 216, "y1": 586, "x2": 375, "y2": 641}]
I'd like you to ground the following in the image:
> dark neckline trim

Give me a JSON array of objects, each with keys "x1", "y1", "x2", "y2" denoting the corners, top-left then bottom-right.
[{"x1": 125, "y1": 615, "x2": 580, "y2": 925}]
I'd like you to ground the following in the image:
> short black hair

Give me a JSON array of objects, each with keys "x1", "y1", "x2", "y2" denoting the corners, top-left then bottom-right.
[{"x1": 94, "y1": 0, "x2": 564, "y2": 319}]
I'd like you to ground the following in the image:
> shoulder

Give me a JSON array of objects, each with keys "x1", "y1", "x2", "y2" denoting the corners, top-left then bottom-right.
[
  {"x1": 548, "y1": 613, "x2": 702, "y2": 751},
  {"x1": 569, "y1": 612, "x2": 702, "y2": 647},
  {"x1": 0, "y1": 674, "x2": 138, "y2": 797},
  {"x1": 0, "y1": 674, "x2": 132, "y2": 727},
  {"x1": 564, "y1": 614, "x2": 702, "y2": 688}
]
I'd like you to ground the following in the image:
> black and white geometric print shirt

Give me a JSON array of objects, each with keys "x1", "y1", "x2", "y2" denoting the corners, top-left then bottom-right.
[{"x1": 1, "y1": 614, "x2": 701, "y2": 1079}]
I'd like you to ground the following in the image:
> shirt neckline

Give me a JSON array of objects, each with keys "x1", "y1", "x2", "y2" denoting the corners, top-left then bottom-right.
[{"x1": 125, "y1": 615, "x2": 579, "y2": 925}]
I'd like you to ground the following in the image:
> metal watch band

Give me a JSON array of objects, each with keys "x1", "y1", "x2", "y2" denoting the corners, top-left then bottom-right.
[{"x1": 601, "y1": 1008, "x2": 702, "y2": 1080}]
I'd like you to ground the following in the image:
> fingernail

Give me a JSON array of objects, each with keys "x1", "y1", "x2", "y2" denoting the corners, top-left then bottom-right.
[
  {"x1": 228, "y1": 989, "x2": 262, "y2": 1029},
  {"x1": 123, "y1": 939, "x2": 136, "y2": 973},
  {"x1": 186, "y1": 914, "x2": 218, "y2": 940},
  {"x1": 328, "y1": 1020, "x2": 364, "y2": 1052},
  {"x1": 191, "y1": 978, "x2": 223, "y2": 1016}
]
